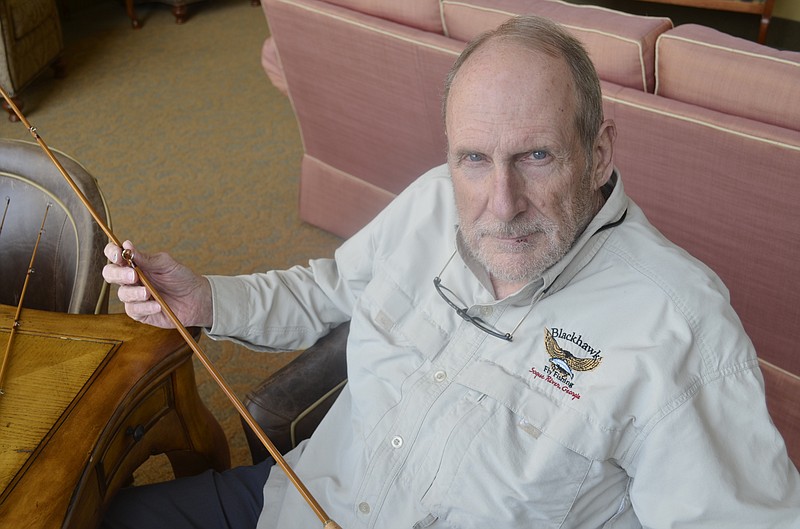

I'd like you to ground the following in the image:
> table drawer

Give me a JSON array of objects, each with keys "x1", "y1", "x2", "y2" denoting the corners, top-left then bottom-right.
[{"x1": 98, "y1": 380, "x2": 174, "y2": 488}]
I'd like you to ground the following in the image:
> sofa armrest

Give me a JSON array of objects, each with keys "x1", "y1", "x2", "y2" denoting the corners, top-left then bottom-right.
[
  {"x1": 261, "y1": 36, "x2": 288, "y2": 96},
  {"x1": 242, "y1": 322, "x2": 350, "y2": 462}
]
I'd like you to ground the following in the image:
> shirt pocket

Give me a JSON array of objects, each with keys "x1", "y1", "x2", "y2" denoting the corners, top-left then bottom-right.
[
  {"x1": 419, "y1": 356, "x2": 637, "y2": 529},
  {"x1": 418, "y1": 391, "x2": 593, "y2": 528},
  {"x1": 348, "y1": 269, "x2": 448, "y2": 437}
]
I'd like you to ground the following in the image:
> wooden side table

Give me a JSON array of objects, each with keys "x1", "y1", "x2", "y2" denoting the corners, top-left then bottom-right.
[
  {"x1": 637, "y1": 0, "x2": 776, "y2": 43},
  {"x1": 0, "y1": 305, "x2": 230, "y2": 529}
]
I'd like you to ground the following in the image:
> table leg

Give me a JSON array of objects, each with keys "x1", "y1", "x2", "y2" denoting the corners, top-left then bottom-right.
[
  {"x1": 172, "y1": 5, "x2": 189, "y2": 24},
  {"x1": 125, "y1": 0, "x2": 141, "y2": 29},
  {"x1": 167, "y1": 359, "x2": 231, "y2": 476}
]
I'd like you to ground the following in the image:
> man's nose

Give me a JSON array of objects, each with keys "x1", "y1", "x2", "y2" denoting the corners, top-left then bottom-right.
[{"x1": 488, "y1": 165, "x2": 526, "y2": 222}]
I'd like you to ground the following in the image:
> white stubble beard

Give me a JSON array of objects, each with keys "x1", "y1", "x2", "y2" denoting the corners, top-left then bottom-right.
[{"x1": 458, "y1": 170, "x2": 597, "y2": 286}]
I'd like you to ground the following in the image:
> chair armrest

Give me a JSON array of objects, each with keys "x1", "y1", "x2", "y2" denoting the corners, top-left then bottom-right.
[{"x1": 242, "y1": 322, "x2": 349, "y2": 462}]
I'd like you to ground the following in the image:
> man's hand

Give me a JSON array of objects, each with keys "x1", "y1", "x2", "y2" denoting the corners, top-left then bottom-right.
[{"x1": 102, "y1": 241, "x2": 213, "y2": 329}]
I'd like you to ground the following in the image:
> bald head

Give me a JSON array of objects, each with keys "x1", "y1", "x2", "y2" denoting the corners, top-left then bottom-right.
[{"x1": 443, "y1": 15, "x2": 604, "y2": 159}]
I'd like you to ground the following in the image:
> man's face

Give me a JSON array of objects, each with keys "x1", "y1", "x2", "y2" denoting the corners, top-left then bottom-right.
[{"x1": 446, "y1": 40, "x2": 605, "y2": 296}]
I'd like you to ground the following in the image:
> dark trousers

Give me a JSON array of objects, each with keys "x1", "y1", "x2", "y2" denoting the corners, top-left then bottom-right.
[{"x1": 101, "y1": 459, "x2": 273, "y2": 529}]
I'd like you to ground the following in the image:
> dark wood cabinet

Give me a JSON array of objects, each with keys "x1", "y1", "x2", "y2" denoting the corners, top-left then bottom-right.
[{"x1": 637, "y1": 0, "x2": 776, "y2": 42}]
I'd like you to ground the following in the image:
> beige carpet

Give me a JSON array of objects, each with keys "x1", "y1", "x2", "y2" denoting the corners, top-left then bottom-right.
[{"x1": 0, "y1": 0, "x2": 342, "y2": 483}]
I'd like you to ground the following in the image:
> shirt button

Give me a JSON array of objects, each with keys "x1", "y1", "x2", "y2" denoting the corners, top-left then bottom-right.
[
  {"x1": 434, "y1": 370, "x2": 447, "y2": 382},
  {"x1": 358, "y1": 502, "x2": 371, "y2": 514},
  {"x1": 391, "y1": 435, "x2": 404, "y2": 448},
  {"x1": 480, "y1": 306, "x2": 493, "y2": 317}
]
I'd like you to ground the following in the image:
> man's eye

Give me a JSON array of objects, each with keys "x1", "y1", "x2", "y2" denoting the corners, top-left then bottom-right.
[
  {"x1": 530, "y1": 150, "x2": 548, "y2": 161},
  {"x1": 466, "y1": 153, "x2": 483, "y2": 162}
]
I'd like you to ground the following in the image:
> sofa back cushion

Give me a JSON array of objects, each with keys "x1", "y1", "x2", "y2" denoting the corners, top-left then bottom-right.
[
  {"x1": 322, "y1": 0, "x2": 444, "y2": 33},
  {"x1": 603, "y1": 82, "x2": 800, "y2": 380},
  {"x1": 441, "y1": 0, "x2": 671, "y2": 92},
  {"x1": 760, "y1": 359, "x2": 800, "y2": 468},
  {"x1": 656, "y1": 24, "x2": 800, "y2": 132}
]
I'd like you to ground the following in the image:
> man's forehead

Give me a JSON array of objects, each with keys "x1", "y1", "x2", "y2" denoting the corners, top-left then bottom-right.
[
  {"x1": 447, "y1": 45, "x2": 574, "y2": 116},
  {"x1": 447, "y1": 119, "x2": 574, "y2": 156},
  {"x1": 458, "y1": 38, "x2": 563, "y2": 75},
  {"x1": 450, "y1": 42, "x2": 570, "y2": 100}
]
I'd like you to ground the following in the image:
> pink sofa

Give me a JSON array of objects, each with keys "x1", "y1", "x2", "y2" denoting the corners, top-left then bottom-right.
[{"x1": 257, "y1": 0, "x2": 800, "y2": 467}]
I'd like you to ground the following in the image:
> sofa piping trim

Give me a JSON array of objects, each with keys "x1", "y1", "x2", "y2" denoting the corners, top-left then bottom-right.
[
  {"x1": 654, "y1": 33, "x2": 800, "y2": 96},
  {"x1": 443, "y1": 0, "x2": 670, "y2": 22},
  {"x1": 758, "y1": 358, "x2": 800, "y2": 383},
  {"x1": 567, "y1": 24, "x2": 647, "y2": 92},
  {"x1": 440, "y1": 0, "x2": 450, "y2": 38},
  {"x1": 275, "y1": 0, "x2": 460, "y2": 56},
  {"x1": 603, "y1": 94, "x2": 800, "y2": 153},
  {"x1": 440, "y1": 1, "x2": 648, "y2": 92},
  {"x1": 290, "y1": 379, "x2": 348, "y2": 450},
  {"x1": 541, "y1": 0, "x2": 672, "y2": 21}
]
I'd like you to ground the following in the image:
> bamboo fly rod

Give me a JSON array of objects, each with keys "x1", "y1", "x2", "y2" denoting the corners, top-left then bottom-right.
[{"x1": 0, "y1": 85, "x2": 341, "y2": 529}]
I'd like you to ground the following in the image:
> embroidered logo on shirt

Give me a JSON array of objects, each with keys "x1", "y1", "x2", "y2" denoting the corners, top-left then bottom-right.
[{"x1": 528, "y1": 328, "x2": 603, "y2": 401}]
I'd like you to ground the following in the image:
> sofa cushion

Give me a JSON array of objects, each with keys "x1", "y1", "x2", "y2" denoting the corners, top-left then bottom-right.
[
  {"x1": 656, "y1": 24, "x2": 800, "y2": 132},
  {"x1": 760, "y1": 359, "x2": 800, "y2": 468},
  {"x1": 321, "y1": 0, "x2": 444, "y2": 34},
  {"x1": 441, "y1": 0, "x2": 671, "y2": 92}
]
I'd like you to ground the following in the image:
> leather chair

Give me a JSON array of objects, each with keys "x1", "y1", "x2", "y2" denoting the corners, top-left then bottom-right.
[
  {"x1": 0, "y1": 139, "x2": 110, "y2": 314},
  {"x1": 0, "y1": 0, "x2": 65, "y2": 121},
  {"x1": 242, "y1": 322, "x2": 349, "y2": 461}
]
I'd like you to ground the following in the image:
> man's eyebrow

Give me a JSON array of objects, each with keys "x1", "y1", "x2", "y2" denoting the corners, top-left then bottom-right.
[{"x1": 450, "y1": 147, "x2": 479, "y2": 158}]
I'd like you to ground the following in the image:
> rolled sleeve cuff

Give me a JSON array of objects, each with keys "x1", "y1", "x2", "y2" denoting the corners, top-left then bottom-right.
[{"x1": 205, "y1": 274, "x2": 255, "y2": 341}]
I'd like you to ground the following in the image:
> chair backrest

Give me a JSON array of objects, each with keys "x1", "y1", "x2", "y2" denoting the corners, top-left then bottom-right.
[{"x1": 0, "y1": 139, "x2": 110, "y2": 314}]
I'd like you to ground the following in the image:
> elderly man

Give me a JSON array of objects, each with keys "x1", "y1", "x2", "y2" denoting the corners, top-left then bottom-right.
[{"x1": 101, "y1": 15, "x2": 800, "y2": 529}]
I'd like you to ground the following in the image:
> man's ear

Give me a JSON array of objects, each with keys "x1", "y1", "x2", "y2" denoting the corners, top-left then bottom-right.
[{"x1": 591, "y1": 119, "x2": 616, "y2": 189}]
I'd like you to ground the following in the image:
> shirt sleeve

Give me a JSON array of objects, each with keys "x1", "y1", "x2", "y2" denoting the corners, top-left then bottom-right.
[
  {"x1": 202, "y1": 197, "x2": 384, "y2": 351},
  {"x1": 203, "y1": 258, "x2": 355, "y2": 351},
  {"x1": 203, "y1": 164, "x2": 452, "y2": 352},
  {"x1": 627, "y1": 363, "x2": 800, "y2": 528}
]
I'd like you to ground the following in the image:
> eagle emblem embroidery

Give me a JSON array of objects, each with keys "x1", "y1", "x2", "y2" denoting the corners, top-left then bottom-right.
[{"x1": 544, "y1": 328, "x2": 602, "y2": 380}]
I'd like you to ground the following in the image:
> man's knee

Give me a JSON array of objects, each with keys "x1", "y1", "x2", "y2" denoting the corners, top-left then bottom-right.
[{"x1": 101, "y1": 461, "x2": 271, "y2": 529}]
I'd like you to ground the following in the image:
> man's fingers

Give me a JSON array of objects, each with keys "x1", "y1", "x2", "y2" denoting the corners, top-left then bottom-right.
[
  {"x1": 102, "y1": 263, "x2": 138, "y2": 285},
  {"x1": 117, "y1": 285, "x2": 150, "y2": 303},
  {"x1": 104, "y1": 242, "x2": 123, "y2": 264},
  {"x1": 124, "y1": 300, "x2": 163, "y2": 321},
  {"x1": 104, "y1": 240, "x2": 143, "y2": 265},
  {"x1": 102, "y1": 240, "x2": 145, "y2": 286}
]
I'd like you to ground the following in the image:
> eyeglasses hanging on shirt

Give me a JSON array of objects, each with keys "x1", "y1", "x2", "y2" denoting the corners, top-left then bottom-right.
[{"x1": 433, "y1": 250, "x2": 525, "y2": 342}]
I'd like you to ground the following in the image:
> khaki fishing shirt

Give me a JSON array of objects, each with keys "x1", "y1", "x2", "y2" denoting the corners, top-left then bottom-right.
[{"x1": 207, "y1": 165, "x2": 800, "y2": 528}]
